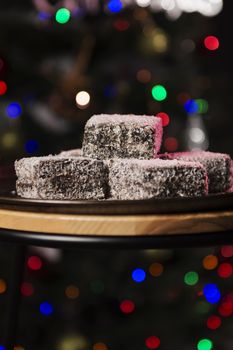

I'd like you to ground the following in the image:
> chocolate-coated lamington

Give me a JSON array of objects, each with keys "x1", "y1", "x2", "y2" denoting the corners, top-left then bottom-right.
[
  {"x1": 158, "y1": 151, "x2": 231, "y2": 193},
  {"x1": 108, "y1": 159, "x2": 208, "y2": 200},
  {"x1": 59, "y1": 149, "x2": 83, "y2": 157},
  {"x1": 15, "y1": 156, "x2": 107, "y2": 200},
  {"x1": 82, "y1": 114, "x2": 163, "y2": 160}
]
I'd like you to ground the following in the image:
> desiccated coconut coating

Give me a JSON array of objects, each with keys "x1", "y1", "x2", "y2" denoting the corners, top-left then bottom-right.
[
  {"x1": 227, "y1": 160, "x2": 233, "y2": 193},
  {"x1": 82, "y1": 114, "x2": 163, "y2": 160},
  {"x1": 15, "y1": 156, "x2": 108, "y2": 200},
  {"x1": 108, "y1": 159, "x2": 208, "y2": 200},
  {"x1": 158, "y1": 151, "x2": 231, "y2": 193},
  {"x1": 59, "y1": 149, "x2": 83, "y2": 157}
]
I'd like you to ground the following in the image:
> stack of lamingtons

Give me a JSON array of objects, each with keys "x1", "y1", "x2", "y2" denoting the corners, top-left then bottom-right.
[{"x1": 15, "y1": 114, "x2": 232, "y2": 200}]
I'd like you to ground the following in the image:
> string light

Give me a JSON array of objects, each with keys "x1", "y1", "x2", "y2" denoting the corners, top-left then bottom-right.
[
  {"x1": 204, "y1": 36, "x2": 219, "y2": 51},
  {"x1": 145, "y1": 336, "x2": 160, "y2": 349},
  {"x1": 203, "y1": 284, "x2": 221, "y2": 304},
  {"x1": 27, "y1": 256, "x2": 42, "y2": 271},
  {"x1": 107, "y1": 0, "x2": 123, "y2": 13},
  {"x1": 202, "y1": 255, "x2": 218, "y2": 270},
  {"x1": 75, "y1": 91, "x2": 90, "y2": 109},
  {"x1": 197, "y1": 339, "x2": 213, "y2": 350},
  {"x1": 55, "y1": 8, "x2": 71, "y2": 24},
  {"x1": 164, "y1": 137, "x2": 178, "y2": 152},
  {"x1": 151, "y1": 85, "x2": 167, "y2": 101},
  {"x1": 40, "y1": 301, "x2": 53, "y2": 316},
  {"x1": 120, "y1": 299, "x2": 135, "y2": 314},
  {"x1": 217, "y1": 263, "x2": 233, "y2": 278},
  {"x1": 207, "y1": 315, "x2": 221, "y2": 330},
  {"x1": 0, "y1": 81, "x2": 7, "y2": 95},
  {"x1": 25, "y1": 140, "x2": 39, "y2": 154},
  {"x1": 149, "y1": 262, "x2": 164, "y2": 277},
  {"x1": 157, "y1": 112, "x2": 170, "y2": 127},
  {"x1": 184, "y1": 271, "x2": 199, "y2": 286},
  {"x1": 0, "y1": 279, "x2": 7, "y2": 294},
  {"x1": 132, "y1": 268, "x2": 146, "y2": 282},
  {"x1": 6, "y1": 102, "x2": 22, "y2": 118}
]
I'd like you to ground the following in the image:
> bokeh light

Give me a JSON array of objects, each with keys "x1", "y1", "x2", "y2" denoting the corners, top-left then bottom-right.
[
  {"x1": 6, "y1": 102, "x2": 22, "y2": 118},
  {"x1": 217, "y1": 262, "x2": 233, "y2": 278},
  {"x1": 136, "y1": 69, "x2": 151, "y2": 83},
  {"x1": 65, "y1": 285, "x2": 80, "y2": 299},
  {"x1": 184, "y1": 271, "x2": 199, "y2": 286},
  {"x1": 151, "y1": 85, "x2": 167, "y2": 101},
  {"x1": 218, "y1": 298, "x2": 233, "y2": 317},
  {"x1": 75, "y1": 91, "x2": 90, "y2": 108},
  {"x1": 0, "y1": 81, "x2": 7, "y2": 95},
  {"x1": 90, "y1": 280, "x2": 105, "y2": 294},
  {"x1": 202, "y1": 255, "x2": 218, "y2": 270},
  {"x1": 204, "y1": 36, "x2": 219, "y2": 51},
  {"x1": 164, "y1": 137, "x2": 178, "y2": 152},
  {"x1": 136, "y1": 0, "x2": 151, "y2": 7},
  {"x1": 196, "y1": 99, "x2": 209, "y2": 114},
  {"x1": 145, "y1": 336, "x2": 160, "y2": 349},
  {"x1": 55, "y1": 8, "x2": 71, "y2": 24},
  {"x1": 132, "y1": 268, "x2": 146, "y2": 282},
  {"x1": 221, "y1": 245, "x2": 233, "y2": 258},
  {"x1": 157, "y1": 112, "x2": 170, "y2": 127},
  {"x1": 104, "y1": 85, "x2": 117, "y2": 98},
  {"x1": 93, "y1": 342, "x2": 108, "y2": 350},
  {"x1": 107, "y1": 0, "x2": 123, "y2": 13},
  {"x1": 203, "y1": 284, "x2": 221, "y2": 304},
  {"x1": 21, "y1": 282, "x2": 34, "y2": 297},
  {"x1": 207, "y1": 315, "x2": 221, "y2": 330},
  {"x1": 184, "y1": 99, "x2": 198, "y2": 114},
  {"x1": 113, "y1": 19, "x2": 129, "y2": 31},
  {"x1": 27, "y1": 256, "x2": 42, "y2": 271},
  {"x1": 197, "y1": 339, "x2": 213, "y2": 350},
  {"x1": 149, "y1": 262, "x2": 164, "y2": 277},
  {"x1": 40, "y1": 301, "x2": 53, "y2": 316},
  {"x1": 0, "y1": 346, "x2": 5, "y2": 350},
  {"x1": 177, "y1": 92, "x2": 191, "y2": 105},
  {"x1": 0, "y1": 279, "x2": 7, "y2": 294},
  {"x1": 120, "y1": 299, "x2": 135, "y2": 314},
  {"x1": 25, "y1": 140, "x2": 39, "y2": 154},
  {"x1": 2, "y1": 132, "x2": 18, "y2": 149}
]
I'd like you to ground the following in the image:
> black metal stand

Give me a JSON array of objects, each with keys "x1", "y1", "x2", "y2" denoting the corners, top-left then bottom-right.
[{"x1": 3, "y1": 245, "x2": 26, "y2": 350}]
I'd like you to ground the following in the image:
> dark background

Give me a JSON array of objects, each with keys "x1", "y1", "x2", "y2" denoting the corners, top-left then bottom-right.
[{"x1": 0, "y1": 1, "x2": 232, "y2": 350}]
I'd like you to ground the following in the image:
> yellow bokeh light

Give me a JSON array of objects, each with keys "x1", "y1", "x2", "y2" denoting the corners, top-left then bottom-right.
[
  {"x1": 149, "y1": 262, "x2": 164, "y2": 277},
  {"x1": 0, "y1": 279, "x2": 7, "y2": 294},
  {"x1": 14, "y1": 346, "x2": 25, "y2": 350},
  {"x1": 2, "y1": 132, "x2": 17, "y2": 148},
  {"x1": 75, "y1": 91, "x2": 90, "y2": 108},
  {"x1": 153, "y1": 33, "x2": 168, "y2": 53},
  {"x1": 93, "y1": 342, "x2": 108, "y2": 350},
  {"x1": 202, "y1": 255, "x2": 218, "y2": 270},
  {"x1": 65, "y1": 285, "x2": 80, "y2": 299}
]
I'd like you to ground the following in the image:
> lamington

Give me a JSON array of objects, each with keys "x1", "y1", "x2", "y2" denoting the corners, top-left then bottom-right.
[
  {"x1": 108, "y1": 159, "x2": 208, "y2": 200},
  {"x1": 158, "y1": 151, "x2": 231, "y2": 193},
  {"x1": 82, "y1": 114, "x2": 163, "y2": 160},
  {"x1": 15, "y1": 156, "x2": 107, "y2": 200},
  {"x1": 59, "y1": 148, "x2": 83, "y2": 157}
]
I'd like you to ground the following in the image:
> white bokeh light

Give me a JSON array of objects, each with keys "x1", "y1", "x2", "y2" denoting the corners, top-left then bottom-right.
[
  {"x1": 136, "y1": 0, "x2": 151, "y2": 7},
  {"x1": 75, "y1": 91, "x2": 90, "y2": 108}
]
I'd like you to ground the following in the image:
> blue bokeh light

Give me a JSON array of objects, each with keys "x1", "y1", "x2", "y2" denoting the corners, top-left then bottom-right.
[
  {"x1": 104, "y1": 85, "x2": 117, "y2": 98},
  {"x1": 40, "y1": 301, "x2": 53, "y2": 316},
  {"x1": 107, "y1": 0, "x2": 123, "y2": 13},
  {"x1": 132, "y1": 268, "x2": 146, "y2": 283},
  {"x1": 6, "y1": 102, "x2": 22, "y2": 118},
  {"x1": 38, "y1": 12, "x2": 52, "y2": 20},
  {"x1": 25, "y1": 140, "x2": 39, "y2": 154},
  {"x1": 203, "y1": 283, "x2": 221, "y2": 304},
  {"x1": 184, "y1": 99, "x2": 198, "y2": 114},
  {"x1": 0, "y1": 345, "x2": 5, "y2": 350}
]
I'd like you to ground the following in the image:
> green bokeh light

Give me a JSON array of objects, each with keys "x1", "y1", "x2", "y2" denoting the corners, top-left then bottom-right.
[
  {"x1": 197, "y1": 339, "x2": 213, "y2": 350},
  {"x1": 90, "y1": 280, "x2": 105, "y2": 294},
  {"x1": 196, "y1": 99, "x2": 209, "y2": 114},
  {"x1": 55, "y1": 8, "x2": 71, "y2": 24},
  {"x1": 151, "y1": 85, "x2": 167, "y2": 101},
  {"x1": 184, "y1": 271, "x2": 199, "y2": 286}
]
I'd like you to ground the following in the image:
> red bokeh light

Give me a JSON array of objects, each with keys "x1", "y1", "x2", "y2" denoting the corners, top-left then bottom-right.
[
  {"x1": 113, "y1": 19, "x2": 130, "y2": 32},
  {"x1": 217, "y1": 262, "x2": 233, "y2": 278},
  {"x1": 164, "y1": 137, "x2": 178, "y2": 152},
  {"x1": 21, "y1": 282, "x2": 34, "y2": 297},
  {"x1": 0, "y1": 81, "x2": 7, "y2": 95},
  {"x1": 120, "y1": 300, "x2": 135, "y2": 314},
  {"x1": 221, "y1": 246, "x2": 233, "y2": 258},
  {"x1": 157, "y1": 112, "x2": 170, "y2": 127},
  {"x1": 207, "y1": 315, "x2": 221, "y2": 330},
  {"x1": 204, "y1": 36, "x2": 219, "y2": 51},
  {"x1": 218, "y1": 300, "x2": 233, "y2": 317},
  {"x1": 27, "y1": 256, "x2": 42, "y2": 271},
  {"x1": 177, "y1": 92, "x2": 191, "y2": 105},
  {"x1": 145, "y1": 336, "x2": 160, "y2": 349}
]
